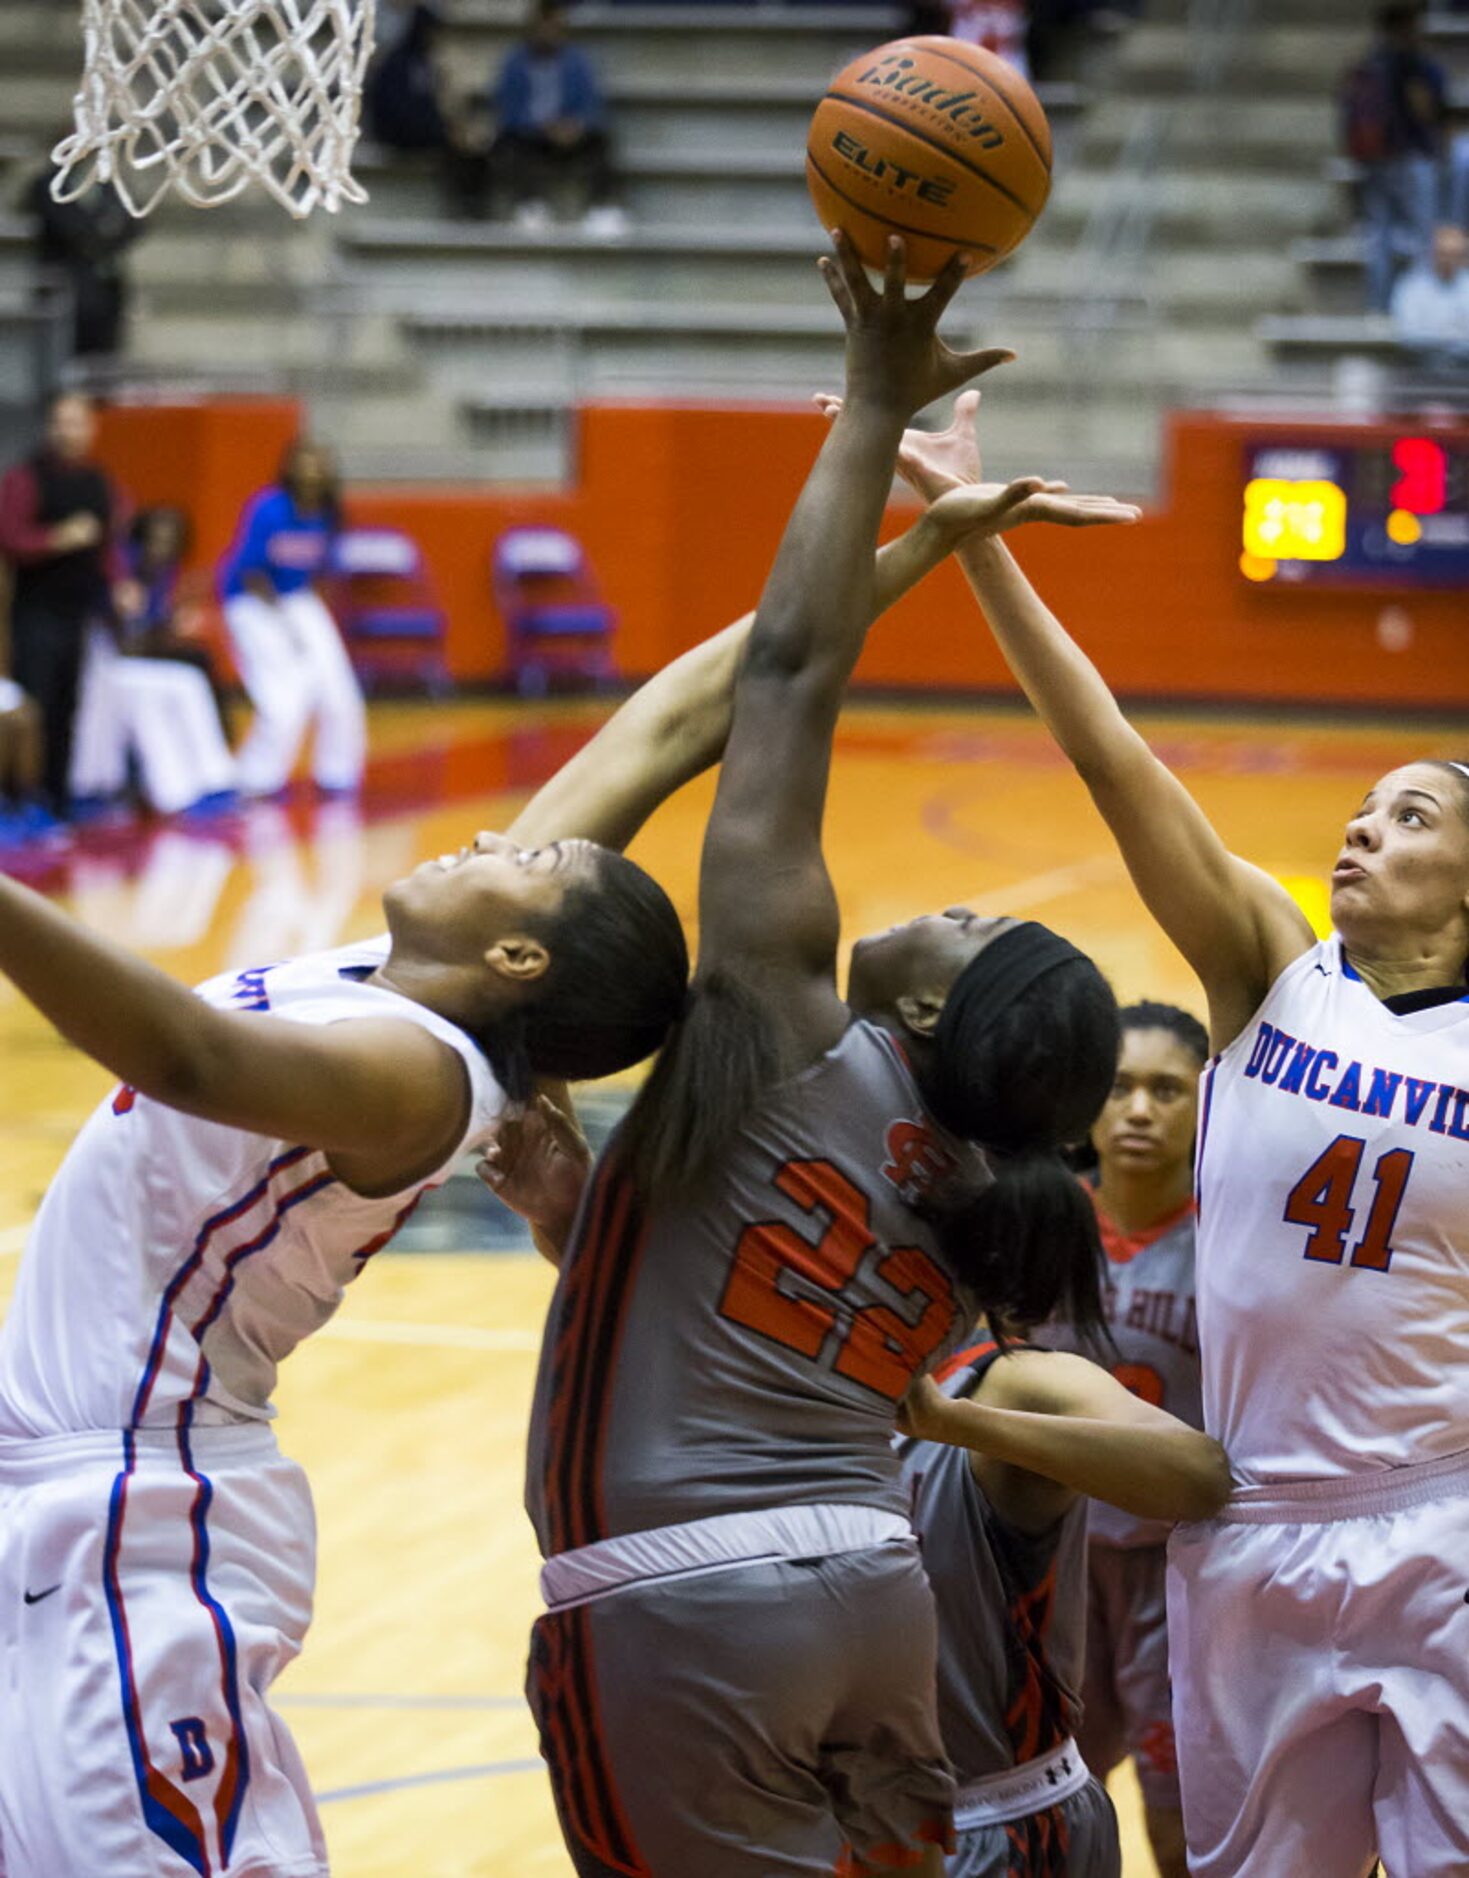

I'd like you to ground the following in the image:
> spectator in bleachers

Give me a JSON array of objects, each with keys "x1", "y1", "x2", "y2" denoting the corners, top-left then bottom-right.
[
  {"x1": 1390, "y1": 222, "x2": 1469, "y2": 366},
  {"x1": 929, "y1": 0, "x2": 1032, "y2": 78},
  {"x1": 1341, "y1": 4, "x2": 1448, "y2": 312},
  {"x1": 486, "y1": 0, "x2": 627, "y2": 235},
  {"x1": 0, "y1": 391, "x2": 129, "y2": 816},
  {"x1": 1448, "y1": 126, "x2": 1469, "y2": 235},
  {"x1": 366, "y1": 1, "x2": 452, "y2": 153},
  {"x1": 23, "y1": 150, "x2": 141, "y2": 360},
  {"x1": 219, "y1": 439, "x2": 367, "y2": 800},
  {"x1": 364, "y1": 2, "x2": 498, "y2": 219}
]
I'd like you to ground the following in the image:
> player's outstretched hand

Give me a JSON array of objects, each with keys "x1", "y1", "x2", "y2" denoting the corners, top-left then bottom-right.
[
  {"x1": 813, "y1": 389, "x2": 1141, "y2": 537},
  {"x1": 476, "y1": 1086, "x2": 592, "y2": 1246},
  {"x1": 929, "y1": 479, "x2": 1142, "y2": 541},
  {"x1": 817, "y1": 231, "x2": 1013, "y2": 419}
]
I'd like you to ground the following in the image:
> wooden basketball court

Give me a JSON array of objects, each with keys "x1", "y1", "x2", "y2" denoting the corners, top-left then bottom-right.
[{"x1": 0, "y1": 695, "x2": 1438, "y2": 1876}]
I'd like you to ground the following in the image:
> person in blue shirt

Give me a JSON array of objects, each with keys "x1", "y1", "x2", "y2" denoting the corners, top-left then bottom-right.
[
  {"x1": 218, "y1": 439, "x2": 366, "y2": 798},
  {"x1": 487, "y1": 0, "x2": 626, "y2": 234}
]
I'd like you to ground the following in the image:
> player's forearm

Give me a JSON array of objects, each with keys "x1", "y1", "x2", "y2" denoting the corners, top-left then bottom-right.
[
  {"x1": 0, "y1": 875, "x2": 224, "y2": 1107},
  {"x1": 954, "y1": 536, "x2": 1152, "y2": 788},
  {"x1": 923, "y1": 1394, "x2": 1232, "y2": 1522},
  {"x1": 627, "y1": 509, "x2": 948, "y2": 758},
  {"x1": 600, "y1": 513, "x2": 946, "y2": 773},
  {"x1": 742, "y1": 397, "x2": 905, "y2": 693},
  {"x1": 508, "y1": 512, "x2": 948, "y2": 854}
]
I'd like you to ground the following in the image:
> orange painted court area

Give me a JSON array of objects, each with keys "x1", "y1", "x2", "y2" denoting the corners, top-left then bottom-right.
[{"x1": 0, "y1": 694, "x2": 1441, "y2": 1876}]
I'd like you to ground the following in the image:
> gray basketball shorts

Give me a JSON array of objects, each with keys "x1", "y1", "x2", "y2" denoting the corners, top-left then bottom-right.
[
  {"x1": 947, "y1": 1777, "x2": 1120, "y2": 1877},
  {"x1": 526, "y1": 1541, "x2": 956, "y2": 1877},
  {"x1": 1076, "y1": 1541, "x2": 1180, "y2": 1812}
]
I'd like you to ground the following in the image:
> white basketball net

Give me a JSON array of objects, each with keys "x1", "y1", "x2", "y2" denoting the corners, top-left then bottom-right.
[{"x1": 53, "y1": 0, "x2": 378, "y2": 219}]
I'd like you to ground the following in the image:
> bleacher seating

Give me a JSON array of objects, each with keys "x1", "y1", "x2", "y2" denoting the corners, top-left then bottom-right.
[
  {"x1": 1255, "y1": 10, "x2": 1469, "y2": 389},
  {"x1": 11, "y1": 0, "x2": 1445, "y2": 490}
]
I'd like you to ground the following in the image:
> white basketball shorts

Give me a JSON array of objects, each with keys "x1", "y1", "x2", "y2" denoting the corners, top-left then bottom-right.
[
  {"x1": 1167, "y1": 1449, "x2": 1469, "y2": 1878},
  {"x1": 0, "y1": 1424, "x2": 328, "y2": 1878}
]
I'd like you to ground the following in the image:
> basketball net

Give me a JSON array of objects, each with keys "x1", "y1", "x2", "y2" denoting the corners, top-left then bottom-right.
[{"x1": 52, "y1": 0, "x2": 378, "y2": 219}]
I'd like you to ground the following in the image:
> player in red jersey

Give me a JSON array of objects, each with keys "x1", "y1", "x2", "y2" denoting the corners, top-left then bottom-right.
[{"x1": 1041, "y1": 1002, "x2": 1209, "y2": 1878}]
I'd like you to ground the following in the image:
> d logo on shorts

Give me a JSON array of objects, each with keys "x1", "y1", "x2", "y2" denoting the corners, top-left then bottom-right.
[{"x1": 170, "y1": 1718, "x2": 216, "y2": 1783}]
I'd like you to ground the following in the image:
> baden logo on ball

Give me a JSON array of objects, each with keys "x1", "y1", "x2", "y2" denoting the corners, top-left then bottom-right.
[{"x1": 806, "y1": 36, "x2": 1053, "y2": 283}]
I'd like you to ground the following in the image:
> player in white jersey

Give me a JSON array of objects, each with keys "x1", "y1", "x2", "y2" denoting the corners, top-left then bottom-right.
[
  {"x1": 0, "y1": 443, "x2": 1130, "y2": 1878},
  {"x1": 1040, "y1": 1003, "x2": 1208, "y2": 1878},
  {"x1": 882, "y1": 389, "x2": 1469, "y2": 1876}
]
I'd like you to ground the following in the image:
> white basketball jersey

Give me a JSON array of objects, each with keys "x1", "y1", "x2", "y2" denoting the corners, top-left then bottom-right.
[
  {"x1": 1196, "y1": 937, "x2": 1469, "y2": 1486},
  {"x1": 0, "y1": 939, "x2": 508, "y2": 1440}
]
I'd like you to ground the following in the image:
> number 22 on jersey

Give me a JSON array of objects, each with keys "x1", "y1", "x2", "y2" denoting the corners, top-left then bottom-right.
[
  {"x1": 1283, "y1": 1133, "x2": 1415, "y2": 1272},
  {"x1": 718, "y1": 1158, "x2": 957, "y2": 1400}
]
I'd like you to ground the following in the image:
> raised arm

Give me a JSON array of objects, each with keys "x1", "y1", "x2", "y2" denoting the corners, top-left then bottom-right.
[
  {"x1": 896, "y1": 394, "x2": 1314, "y2": 1050},
  {"x1": 0, "y1": 875, "x2": 470, "y2": 1193},
  {"x1": 694, "y1": 236, "x2": 1012, "y2": 1056},
  {"x1": 504, "y1": 430, "x2": 1024, "y2": 859},
  {"x1": 903, "y1": 1352, "x2": 1231, "y2": 1535}
]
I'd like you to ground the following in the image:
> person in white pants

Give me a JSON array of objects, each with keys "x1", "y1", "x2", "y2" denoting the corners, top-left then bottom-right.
[
  {"x1": 218, "y1": 440, "x2": 366, "y2": 797},
  {"x1": 69, "y1": 628, "x2": 236, "y2": 816}
]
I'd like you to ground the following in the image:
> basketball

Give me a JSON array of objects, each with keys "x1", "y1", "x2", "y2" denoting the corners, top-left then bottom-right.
[{"x1": 806, "y1": 37, "x2": 1053, "y2": 283}]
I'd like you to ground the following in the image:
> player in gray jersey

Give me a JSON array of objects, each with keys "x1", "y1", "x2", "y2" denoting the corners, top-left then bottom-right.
[
  {"x1": 523, "y1": 236, "x2": 1141, "y2": 1878},
  {"x1": 1040, "y1": 1003, "x2": 1208, "y2": 1878},
  {"x1": 897, "y1": 1334, "x2": 1228, "y2": 1878}
]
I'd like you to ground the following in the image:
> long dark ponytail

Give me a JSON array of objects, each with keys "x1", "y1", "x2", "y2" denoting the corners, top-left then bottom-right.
[
  {"x1": 921, "y1": 943, "x2": 1120, "y2": 1341},
  {"x1": 927, "y1": 1151, "x2": 1109, "y2": 1341},
  {"x1": 617, "y1": 966, "x2": 785, "y2": 1201}
]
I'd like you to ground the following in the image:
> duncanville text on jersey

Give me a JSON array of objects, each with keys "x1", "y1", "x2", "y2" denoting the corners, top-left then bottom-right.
[{"x1": 1243, "y1": 1019, "x2": 1469, "y2": 1139}]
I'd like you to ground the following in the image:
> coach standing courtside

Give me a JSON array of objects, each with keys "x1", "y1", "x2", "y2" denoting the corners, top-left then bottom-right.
[{"x1": 0, "y1": 392, "x2": 128, "y2": 817}]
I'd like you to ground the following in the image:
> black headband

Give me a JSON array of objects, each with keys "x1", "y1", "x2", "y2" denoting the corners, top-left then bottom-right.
[
  {"x1": 928, "y1": 921, "x2": 1094, "y2": 1149},
  {"x1": 938, "y1": 922, "x2": 1089, "y2": 1045}
]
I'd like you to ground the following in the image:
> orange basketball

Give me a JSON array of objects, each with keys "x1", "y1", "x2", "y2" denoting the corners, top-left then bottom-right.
[{"x1": 806, "y1": 37, "x2": 1052, "y2": 283}]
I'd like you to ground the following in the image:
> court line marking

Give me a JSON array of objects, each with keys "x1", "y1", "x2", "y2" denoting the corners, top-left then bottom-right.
[
  {"x1": 315, "y1": 1319, "x2": 540, "y2": 1352},
  {"x1": 989, "y1": 854, "x2": 1124, "y2": 912},
  {"x1": 278, "y1": 1694, "x2": 524, "y2": 1712},
  {"x1": 0, "y1": 1226, "x2": 28, "y2": 1258},
  {"x1": 317, "y1": 1760, "x2": 542, "y2": 1805}
]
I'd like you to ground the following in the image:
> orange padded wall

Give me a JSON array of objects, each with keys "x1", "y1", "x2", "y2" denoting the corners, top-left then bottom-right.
[{"x1": 95, "y1": 400, "x2": 1469, "y2": 709}]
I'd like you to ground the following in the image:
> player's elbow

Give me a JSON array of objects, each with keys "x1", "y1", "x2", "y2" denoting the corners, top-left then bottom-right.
[
  {"x1": 142, "y1": 1017, "x2": 241, "y2": 1121},
  {"x1": 1173, "y1": 1435, "x2": 1233, "y2": 1521},
  {"x1": 741, "y1": 607, "x2": 844, "y2": 687}
]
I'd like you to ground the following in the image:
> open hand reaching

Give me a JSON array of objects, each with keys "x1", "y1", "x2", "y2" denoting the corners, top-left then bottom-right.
[
  {"x1": 817, "y1": 231, "x2": 1014, "y2": 421},
  {"x1": 476, "y1": 1087, "x2": 592, "y2": 1250},
  {"x1": 812, "y1": 390, "x2": 1142, "y2": 538}
]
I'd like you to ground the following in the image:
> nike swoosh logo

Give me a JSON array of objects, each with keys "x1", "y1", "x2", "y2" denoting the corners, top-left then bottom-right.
[{"x1": 23, "y1": 1585, "x2": 61, "y2": 1606}]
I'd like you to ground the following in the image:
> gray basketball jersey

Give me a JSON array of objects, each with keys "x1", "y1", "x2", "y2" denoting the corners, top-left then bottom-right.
[
  {"x1": 1041, "y1": 1197, "x2": 1202, "y2": 1546},
  {"x1": 899, "y1": 1340, "x2": 1090, "y2": 1787},
  {"x1": 526, "y1": 1019, "x2": 981, "y2": 1558}
]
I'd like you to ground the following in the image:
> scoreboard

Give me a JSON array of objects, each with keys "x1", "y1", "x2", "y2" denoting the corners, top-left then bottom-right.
[{"x1": 1240, "y1": 433, "x2": 1469, "y2": 588}]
